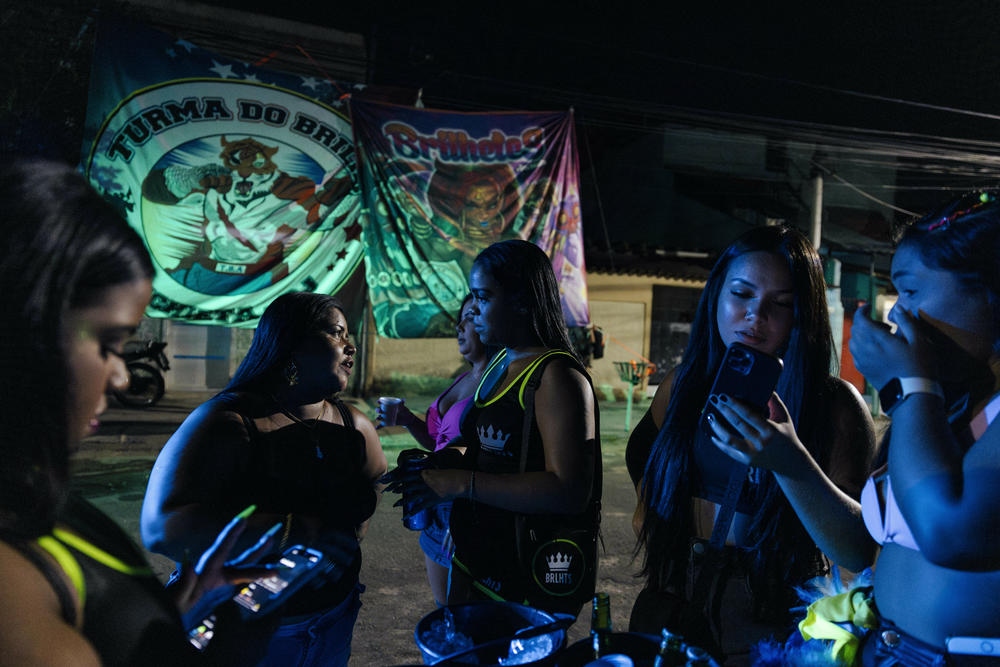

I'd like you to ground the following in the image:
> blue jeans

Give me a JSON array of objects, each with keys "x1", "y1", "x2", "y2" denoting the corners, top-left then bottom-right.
[{"x1": 256, "y1": 583, "x2": 364, "y2": 667}]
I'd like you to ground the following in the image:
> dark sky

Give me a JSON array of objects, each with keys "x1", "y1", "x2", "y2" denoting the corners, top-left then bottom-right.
[{"x1": 196, "y1": 0, "x2": 1000, "y2": 141}]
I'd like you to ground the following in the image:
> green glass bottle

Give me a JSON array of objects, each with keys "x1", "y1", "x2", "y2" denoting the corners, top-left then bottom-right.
[
  {"x1": 590, "y1": 592, "x2": 612, "y2": 658},
  {"x1": 652, "y1": 628, "x2": 686, "y2": 667}
]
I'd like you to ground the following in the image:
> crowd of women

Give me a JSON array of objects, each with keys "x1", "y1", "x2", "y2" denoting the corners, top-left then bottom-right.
[{"x1": 1, "y1": 157, "x2": 998, "y2": 666}]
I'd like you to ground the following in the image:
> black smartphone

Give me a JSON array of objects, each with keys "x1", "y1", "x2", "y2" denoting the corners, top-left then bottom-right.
[
  {"x1": 232, "y1": 545, "x2": 328, "y2": 616},
  {"x1": 701, "y1": 343, "x2": 783, "y2": 436},
  {"x1": 187, "y1": 544, "x2": 332, "y2": 651}
]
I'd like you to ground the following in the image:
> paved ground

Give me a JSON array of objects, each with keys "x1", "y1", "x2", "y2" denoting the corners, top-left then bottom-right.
[{"x1": 76, "y1": 389, "x2": 651, "y2": 666}]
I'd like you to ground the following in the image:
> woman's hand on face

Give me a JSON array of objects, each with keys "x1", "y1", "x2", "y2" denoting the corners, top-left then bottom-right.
[
  {"x1": 849, "y1": 304, "x2": 935, "y2": 390},
  {"x1": 707, "y1": 393, "x2": 806, "y2": 475}
]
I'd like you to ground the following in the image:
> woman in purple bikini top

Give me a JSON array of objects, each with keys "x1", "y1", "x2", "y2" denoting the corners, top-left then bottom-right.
[{"x1": 375, "y1": 294, "x2": 497, "y2": 607}]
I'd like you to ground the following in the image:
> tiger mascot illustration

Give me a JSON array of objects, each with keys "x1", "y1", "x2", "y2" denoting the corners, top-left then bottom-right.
[{"x1": 142, "y1": 136, "x2": 352, "y2": 294}]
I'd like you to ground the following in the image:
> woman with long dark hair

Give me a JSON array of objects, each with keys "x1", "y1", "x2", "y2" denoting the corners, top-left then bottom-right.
[
  {"x1": 387, "y1": 239, "x2": 602, "y2": 616},
  {"x1": 627, "y1": 225, "x2": 875, "y2": 661},
  {"x1": 0, "y1": 159, "x2": 277, "y2": 665},
  {"x1": 142, "y1": 292, "x2": 386, "y2": 666}
]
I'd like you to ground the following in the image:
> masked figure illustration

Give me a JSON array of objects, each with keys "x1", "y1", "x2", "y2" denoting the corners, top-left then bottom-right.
[
  {"x1": 142, "y1": 136, "x2": 351, "y2": 295},
  {"x1": 408, "y1": 161, "x2": 522, "y2": 269}
]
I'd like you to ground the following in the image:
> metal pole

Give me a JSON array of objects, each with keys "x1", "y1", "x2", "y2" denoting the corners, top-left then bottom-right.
[
  {"x1": 810, "y1": 174, "x2": 823, "y2": 250},
  {"x1": 624, "y1": 383, "x2": 634, "y2": 433}
]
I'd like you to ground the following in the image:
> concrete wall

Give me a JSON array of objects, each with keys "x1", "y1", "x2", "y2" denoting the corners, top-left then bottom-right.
[
  {"x1": 586, "y1": 271, "x2": 704, "y2": 399},
  {"x1": 136, "y1": 271, "x2": 708, "y2": 397}
]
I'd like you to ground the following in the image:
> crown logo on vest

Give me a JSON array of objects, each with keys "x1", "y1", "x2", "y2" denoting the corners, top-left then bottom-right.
[
  {"x1": 477, "y1": 424, "x2": 511, "y2": 453},
  {"x1": 546, "y1": 552, "x2": 573, "y2": 572}
]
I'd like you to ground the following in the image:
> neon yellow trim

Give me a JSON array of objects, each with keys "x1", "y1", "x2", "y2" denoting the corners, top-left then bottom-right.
[
  {"x1": 474, "y1": 349, "x2": 508, "y2": 403},
  {"x1": 52, "y1": 528, "x2": 153, "y2": 577},
  {"x1": 36, "y1": 536, "x2": 86, "y2": 610},
  {"x1": 475, "y1": 349, "x2": 573, "y2": 409},
  {"x1": 451, "y1": 556, "x2": 507, "y2": 602},
  {"x1": 516, "y1": 351, "x2": 574, "y2": 409},
  {"x1": 471, "y1": 580, "x2": 507, "y2": 602}
]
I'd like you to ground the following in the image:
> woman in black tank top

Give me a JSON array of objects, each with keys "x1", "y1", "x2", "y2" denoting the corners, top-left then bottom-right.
[
  {"x1": 627, "y1": 226, "x2": 875, "y2": 660},
  {"x1": 142, "y1": 292, "x2": 387, "y2": 667},
  {"x1": 385, "y1": 239, "x2": 601, "y2": 615}
]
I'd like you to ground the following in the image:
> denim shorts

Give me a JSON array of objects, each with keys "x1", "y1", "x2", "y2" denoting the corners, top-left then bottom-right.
[
  {"x1": 256, "y1": 582, "x2": 364, "y2": 667},
  {"x1": 418, "y1": 502, "x2": 454, "y2": 568},
  {"x1": 861, "y1": 619, "x2": 1000, "y2": 667}
]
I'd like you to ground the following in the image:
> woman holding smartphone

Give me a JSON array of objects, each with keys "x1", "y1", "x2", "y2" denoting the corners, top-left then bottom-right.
[
  {"x1": 755, "y1": 193, "x2": 1000, "y2": 665},
  {"x1": 142, "y1": 292, "x2": 387, "y2": 667},
  {"x1": 0, "y1": 159, "x2": 277, "y2": 665},
  {"x1": 387, "y1": 239, "x2": 601, "y2": 616},
  {"x1": 627, "y1": 225, "x2": 875, "y2": 661}
]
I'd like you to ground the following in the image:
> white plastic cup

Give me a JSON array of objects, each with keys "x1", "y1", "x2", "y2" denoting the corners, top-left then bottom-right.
[{"x1": 379, "y1": 396, "x2": 404, "y2": 426}]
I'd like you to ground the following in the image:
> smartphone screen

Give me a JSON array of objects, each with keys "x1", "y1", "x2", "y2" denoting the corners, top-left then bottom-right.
[
  {"x1": 187, "y1": 614, "x2": 216, "y2": 651},
  {"x1": 233, "y1": 546, "x2": 323, "y2": 614}
]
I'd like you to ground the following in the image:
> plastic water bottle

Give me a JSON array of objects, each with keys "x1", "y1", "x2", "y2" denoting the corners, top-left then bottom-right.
[{"x1": 590, "y1": 592, "x2": 612, "y2": 658}]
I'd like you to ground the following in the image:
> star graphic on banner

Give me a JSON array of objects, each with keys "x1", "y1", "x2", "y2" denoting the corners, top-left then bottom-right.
[
  {"x1": 301, "y1": 76, "x2": 320, "y2": 90},
  {"x1": 166, "y1": 48, "x2": 176, "y2": 58},
  {"x1": 344, "y1": 222, "x2": 362, "y2": 242},
  {"x1": 209, "y1": 61, "x2": 237, "y2": 79},
  {"x1": 326, "y1": 263, "x2": 336, "y2": 272},
  {"x1": 176, "y1": 38, "x2": 196, "y2": 53},
  {"x1": 336, "y1": 249, "x2": 348, "y2": 260},
  {"x1": 242, "y1": 72, "x2": 261, "y2": 83}
]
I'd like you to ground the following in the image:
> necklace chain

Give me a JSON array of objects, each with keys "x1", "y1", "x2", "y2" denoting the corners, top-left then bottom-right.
[{"x1": 269, "y1": 395, "x2": 328, "y2": 459}]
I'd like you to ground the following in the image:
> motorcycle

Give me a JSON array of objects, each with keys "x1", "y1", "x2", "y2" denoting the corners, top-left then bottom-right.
[{"x1": 112, "y1": 340, "x2": 171, "y2": 408}]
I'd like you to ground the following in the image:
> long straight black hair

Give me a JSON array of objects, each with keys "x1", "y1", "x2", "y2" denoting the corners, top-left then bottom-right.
[
  {"x1": 638, "y1": 225, "x2": 834, "y2": 615},
  {"x1": 471, "y1": 239, "x2": 577, "y2": 358},
  {"x1": 224, "y1": 292, "x2": 348, "y2": 395},
  {"x1": 0, "y1": 159, "x2": 153, "y2": 538}
]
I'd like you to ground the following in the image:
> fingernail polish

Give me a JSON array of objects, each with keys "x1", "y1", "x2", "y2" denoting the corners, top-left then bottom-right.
[
  {"x1": 719, "y1": 394, "x2": 730, "y2": 403},
  {"x1": 235, "y1": 504, "x2": 258, "y2": 521},
  {"x1": 706, "y1": 413, "x2": 715, "y2": 422},
  {"x1": 709, "y1": 394, "x2": 719, "y2": 405}
]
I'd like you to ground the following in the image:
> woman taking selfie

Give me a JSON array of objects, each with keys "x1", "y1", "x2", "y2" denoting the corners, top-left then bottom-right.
[
  {"x1": 0, "y1": 159, "x2": 276, "y2": 665},
  {"x1": 627, "y1": 225, "x2": 875, "y2": 661},
  {"x1": 142, "y1": 292, "x2": 386, "y2": 666},
  {"x1": 386, "y1": 239, "x2": 601, "y2": 616}
]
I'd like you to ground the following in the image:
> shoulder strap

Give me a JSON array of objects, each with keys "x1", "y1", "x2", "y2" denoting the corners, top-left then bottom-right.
[
  {"x1": 517, "y1": 350, "x2": 576, "y2": 474},
  {"x1": 518, "y1": 351, "x2": 603, "y2": 494},
  {"x1": 9, "y1": 537, "x2": 83, "y2": 627},
  {"x1": 333, "y1": 399, "x2": 355, "y2": 431}
]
